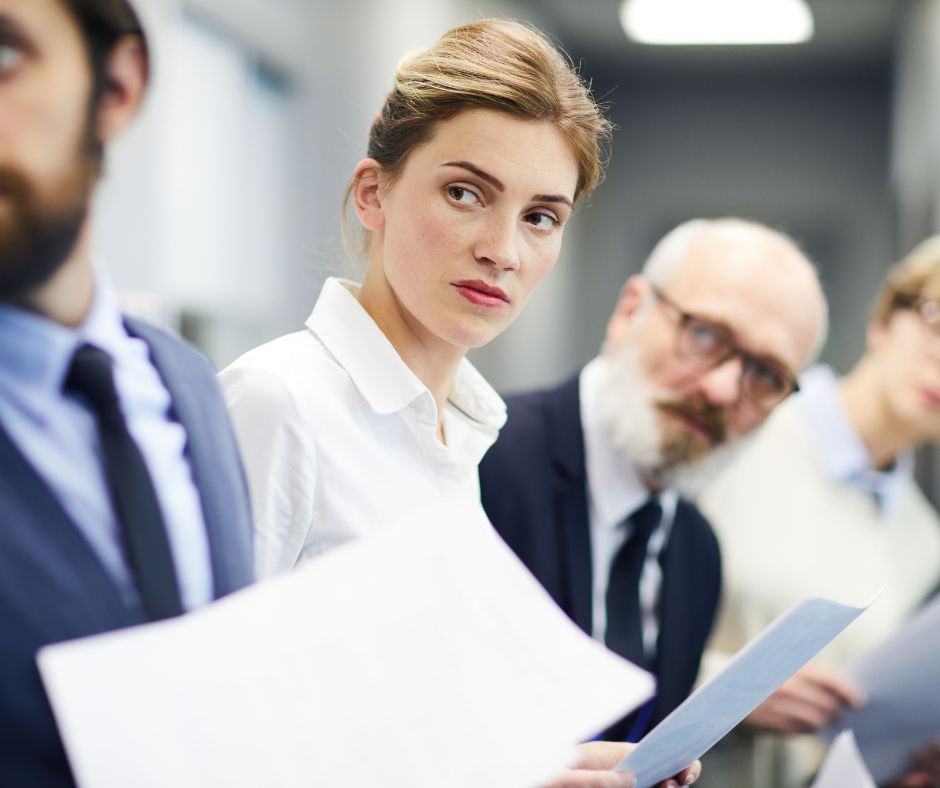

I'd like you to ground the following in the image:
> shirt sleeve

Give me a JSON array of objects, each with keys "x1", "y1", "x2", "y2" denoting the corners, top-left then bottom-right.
[{"x1": 219, "y1": 363, "x2": 316, "y2": 580}]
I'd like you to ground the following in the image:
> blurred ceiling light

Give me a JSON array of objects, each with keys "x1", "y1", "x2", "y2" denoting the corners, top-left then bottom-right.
[{"x1": 619, "y1": 0, "x2": 814, "y2": 45}]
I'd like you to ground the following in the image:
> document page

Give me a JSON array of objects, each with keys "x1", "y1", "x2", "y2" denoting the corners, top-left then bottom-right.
[
  {"x1": 39, "y1": 505, "x2": 654, "y2": 788},
  {"x1": 837, "y1": 593, "x2": 940, "y2": 783},
  {"x1": 810, "y1": 731, "x2": 876, "y2": 788},
  {"x1": 615, "y1": 594, "x2": 874, "y2": 788}
]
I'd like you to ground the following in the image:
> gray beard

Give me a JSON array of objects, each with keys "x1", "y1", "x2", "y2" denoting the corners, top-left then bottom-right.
[{"x1": 594, "y1": 342, "x2": 752, "y2": 498}]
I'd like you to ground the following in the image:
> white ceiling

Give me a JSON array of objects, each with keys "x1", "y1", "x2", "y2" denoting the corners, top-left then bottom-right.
[{"x1": 507, "y1": 0, "x2": 901, "y2": 72}]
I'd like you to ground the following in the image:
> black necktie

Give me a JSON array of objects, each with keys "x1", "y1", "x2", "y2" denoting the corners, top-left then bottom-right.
[
  {"x1": 605, "y1": 496, "x2": 662, "y2": 669},
  {"x1": 603, "y1": 496, "x2": 662, "y2": 742},
  {"x1": 64, "y1": 343, "x2": 183, "y2": 621}
]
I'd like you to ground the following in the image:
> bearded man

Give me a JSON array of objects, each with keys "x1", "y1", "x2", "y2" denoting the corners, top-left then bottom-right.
[
  {"x1": 479, "y1": 217, "x2": 828, "y2": 742},
  {"x1": 0, "y1": 2, "x2": 253, "y2": 784}
]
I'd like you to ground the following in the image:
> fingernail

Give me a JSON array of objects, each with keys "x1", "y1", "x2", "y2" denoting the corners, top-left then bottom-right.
[{"x1": 684, "y1": 774, "x2": 696, "y2": 785}]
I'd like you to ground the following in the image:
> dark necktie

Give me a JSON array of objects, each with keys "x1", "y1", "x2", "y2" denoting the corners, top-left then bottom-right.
[
  {"x1": 603, "y1": 496, "x2": 662, "y2": 741},
  {"x1": 605, "y1": 496, "x2": 662, "y2": 669},
  {"x1": 64, "y1": 343, "x2": 183, "y2": 621}
]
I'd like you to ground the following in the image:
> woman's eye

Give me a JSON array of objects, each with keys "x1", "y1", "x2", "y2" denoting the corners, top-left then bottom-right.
[
  {"x1": 447, "y1": 185, "x2": 479, "y2": 206},
  {"x1": 524, "y1": 212, "x2": 559, "y2": 231}
]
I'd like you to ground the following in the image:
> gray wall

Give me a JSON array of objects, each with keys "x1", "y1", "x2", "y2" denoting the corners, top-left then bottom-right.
[
  {"x1": 472, "y1": 55, "x2": 894, "y2": 392},
  {"x1": 96, "y1": 0, "x2": 934, "y2": 396}
]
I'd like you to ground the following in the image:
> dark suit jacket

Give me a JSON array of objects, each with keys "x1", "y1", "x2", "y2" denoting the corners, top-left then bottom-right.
[
  {"x1": 479, "y1": 376, "x2": 721, "y2": 734},
  {"x1": 0, "y1": 319, "x2": 254, "y2": 787}
]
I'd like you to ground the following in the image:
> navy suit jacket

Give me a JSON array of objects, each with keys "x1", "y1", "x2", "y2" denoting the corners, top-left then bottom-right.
[
  {"x1": 0, "y1": 319, "x2": 254, "y2": 787},
  {"x1": 479, "y1": 376, "x2": 721, "y2": 733}
]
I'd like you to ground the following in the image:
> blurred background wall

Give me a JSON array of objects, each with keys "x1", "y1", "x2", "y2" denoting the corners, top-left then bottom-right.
[{"x1": 95, "y1": 0, "x2": 940, "y2": 391}]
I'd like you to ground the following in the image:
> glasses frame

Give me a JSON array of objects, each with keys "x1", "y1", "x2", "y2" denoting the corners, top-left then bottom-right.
[
  {"x1": 649, "y1": 284, "x2": 801, "y2": 408},
  {"x1": 893, "y1": 293, "x2": 940, "y2": 344}
]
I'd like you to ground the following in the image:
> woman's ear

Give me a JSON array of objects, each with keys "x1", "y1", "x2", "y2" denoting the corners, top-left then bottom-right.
[
  {"x1": 97, "y1": 35, "x2": 148, "y2": 144},
  {"x1": 351, "y1": 159, "x2": 386, "y2": 231}
]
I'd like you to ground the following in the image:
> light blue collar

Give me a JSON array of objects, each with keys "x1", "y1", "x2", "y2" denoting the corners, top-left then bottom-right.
[
  {"x1": 798, "y1": 364, "x2": 912, "y2": 520},
  {"x1": 0, "y1": 266, "x2": 128, "y2": 425}
]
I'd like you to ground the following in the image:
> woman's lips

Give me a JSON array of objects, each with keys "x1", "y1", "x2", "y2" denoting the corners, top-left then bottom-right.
[{"x1": 453, "y1": 280, "x2": 510, "y2": 308}]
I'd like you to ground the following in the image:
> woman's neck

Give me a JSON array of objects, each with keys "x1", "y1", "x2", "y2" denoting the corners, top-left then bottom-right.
[
  {"x1": 357, "y1": 264, "x2": 464, "y2": 442},
  {"x1": 838, "y1": 360, "x2": 917, "y2": 470}
]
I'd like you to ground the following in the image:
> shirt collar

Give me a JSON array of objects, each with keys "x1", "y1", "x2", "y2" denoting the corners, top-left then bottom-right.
[
  {"x1": 308, "y1": 278, "x2": 426, "y2": 415},
  {"x1": 798, "y1": 364, "x2": 913, "y2": 518},
  {"x1": 448, "y1": 358, "x2": 507, "y2": 433},
  {"x1": 307, "y1": 277, "x2": 506, "y2": 431},
  {"x1": 580, "y1": 357, "x2": 651, "y2": 533},
  {"x1": 0, "y1": 265, "x2": 127, "y2": 425}
]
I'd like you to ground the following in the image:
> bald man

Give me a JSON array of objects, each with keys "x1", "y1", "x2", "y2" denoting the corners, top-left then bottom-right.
[{"x1": 480, "y1": 217, "x2": 828, "y2": 742}]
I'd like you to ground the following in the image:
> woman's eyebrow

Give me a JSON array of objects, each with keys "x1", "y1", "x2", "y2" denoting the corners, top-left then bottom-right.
[
  {"x1": 442, "y1": 161, "x2": 573, "y2": 208},
  {"x1": 442, "y1": 161, "x2": 504, "y2": 191},
  {"x1": 533, "y1": 193, "x2": 573, "y2": 209}
]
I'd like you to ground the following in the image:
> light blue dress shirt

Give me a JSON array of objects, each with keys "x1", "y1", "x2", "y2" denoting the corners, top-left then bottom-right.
[
  {"x1": 797, "y1": 364, "x2": 912, "y2": 521},
  {"x1": 0, "y1": 269, "x2": 213, "y2": 613}
]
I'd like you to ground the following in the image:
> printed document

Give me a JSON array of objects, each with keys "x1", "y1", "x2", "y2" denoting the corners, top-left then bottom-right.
[
  {"x1": 615, "y1": 594, "x2": 874, "y2": 788},
  {"x1": 810, "y1": 731, "x2": 876, "y2": 788},
  {"x1": 39, "y1": 505, "x2": 654, "y2": 788},
  {"x1": 838, "y1": 593, "x2": 940, "y2": 783}
]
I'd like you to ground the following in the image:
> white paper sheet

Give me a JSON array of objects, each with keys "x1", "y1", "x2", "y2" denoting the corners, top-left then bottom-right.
[
  {"x1": 615, "y1": 594, "x2": 874, "y2": 788},
  {"x1": 810, "y1": 731, "x2": 876, "y2": 788},
  {"x1": 38, "y1": 505, "x2": 654, "y2": 788},
  {"x1": 837, "y1": 593, "x2": 940, "y2": 783}
]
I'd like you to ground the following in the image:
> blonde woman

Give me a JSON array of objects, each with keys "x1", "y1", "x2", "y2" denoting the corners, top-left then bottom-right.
[{"x1": 221, "y1": 19, "x2": 699, "y2": 788}]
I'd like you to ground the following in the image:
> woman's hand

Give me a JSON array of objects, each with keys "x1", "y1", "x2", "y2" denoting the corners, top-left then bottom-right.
[{"x1": 542, "y1": 741, "x2": 701, "y2": 788}]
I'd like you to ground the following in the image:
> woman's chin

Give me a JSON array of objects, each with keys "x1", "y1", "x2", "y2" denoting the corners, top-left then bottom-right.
[{"x1": 438, "y1": 315, "x2": 508, "y2": 351}]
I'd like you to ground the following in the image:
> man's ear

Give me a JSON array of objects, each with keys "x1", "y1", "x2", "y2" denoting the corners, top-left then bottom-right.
[
  {"x1": 351, "y1": 159, "x2": 387, "y2": 231},
  {"x1": 605, "y1": 275, "x2": 650, "y2": 348},
  {"x1": 97, "y1": 35, "x2": 148, "y2": 143}
]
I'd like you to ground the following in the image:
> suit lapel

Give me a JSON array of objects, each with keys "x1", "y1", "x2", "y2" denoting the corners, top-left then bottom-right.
[
  {"x1": 545, "y1": 377, "x2": 593, "y2": 635},
  {"x1": 125, "y1": 320, "x2": 251, "y2": 598},
  {"x1": 0, "y1": 422, "x2": 135, "y2": 631}
]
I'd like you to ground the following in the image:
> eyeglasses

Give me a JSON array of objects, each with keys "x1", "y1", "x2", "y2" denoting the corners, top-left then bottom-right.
[
  {"x1": 650, "y1": 285, "x2": 800, "y2": 409},
  {"x1": 894, "y1": 294, "x2": 940, "y2": 349}
]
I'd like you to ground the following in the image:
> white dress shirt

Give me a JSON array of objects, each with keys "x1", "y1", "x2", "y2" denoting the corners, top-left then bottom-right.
[
  {"x1": 580, "y1": 358, "x2": 677, "y2": 654},
  {"x1": 0, "y1": 268, "x2": 213, "y2": 613},
  {"x1": 220, "y1": 278, "x2": 507, "y2": 579}
]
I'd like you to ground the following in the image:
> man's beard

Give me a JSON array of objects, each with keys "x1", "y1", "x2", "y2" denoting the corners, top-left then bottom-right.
[
  {"x1": 595, "y1": 340, "x2": 752, "y2": 498},
  {"x1": 0, "y1": 133, "x2": 98, "y2": 301}
]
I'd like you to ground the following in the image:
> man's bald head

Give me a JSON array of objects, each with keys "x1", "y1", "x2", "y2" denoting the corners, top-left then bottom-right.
[
  {"x1": 640, "y1": 218, "x2": 828, "y2": 367},
  {"x1": 598, "y1": 218, "x2": 829, "y2": 491}
]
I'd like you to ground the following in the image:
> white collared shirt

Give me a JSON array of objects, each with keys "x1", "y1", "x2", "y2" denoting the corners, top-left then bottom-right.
[
  {"x1": 580, "y1": 358, "x2": 677, "y2": 655},
  {"x1": 220, "y1": 278, "x2": 507, "y2": 579}
]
